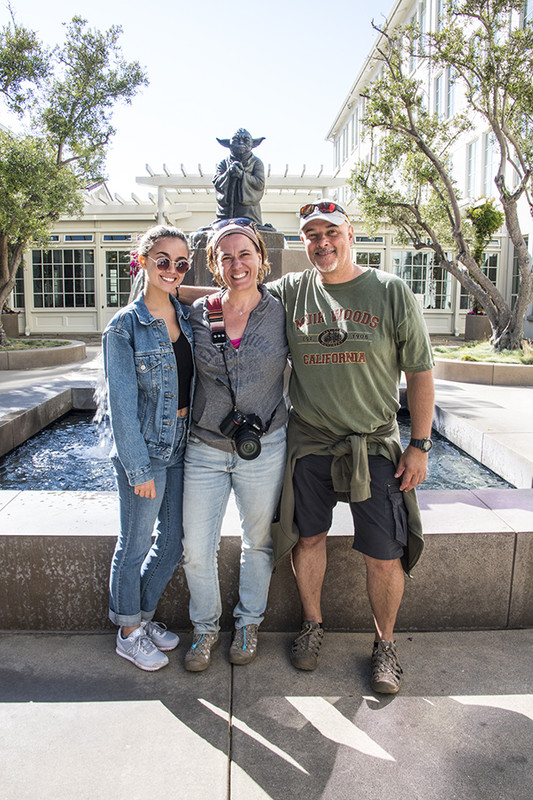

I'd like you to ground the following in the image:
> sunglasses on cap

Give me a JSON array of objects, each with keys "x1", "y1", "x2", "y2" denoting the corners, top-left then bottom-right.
[
  {"x1": 147, "y1": 255, "x2": 191, "y2": 275},
  {"x1": 299, "y1": 202, "x2": 348, "y2": 218},
  {"x1": 211, "y1": 217, "x2": 257, "y2": 231}
]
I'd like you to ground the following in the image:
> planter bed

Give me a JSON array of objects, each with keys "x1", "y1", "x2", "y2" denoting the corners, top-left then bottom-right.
[
  {"x1": 433, "y1": 357, "x2": 533, "y2": 386},
  {"x1": 0, "y1": 341, "x2": 86, "y2": 370}
]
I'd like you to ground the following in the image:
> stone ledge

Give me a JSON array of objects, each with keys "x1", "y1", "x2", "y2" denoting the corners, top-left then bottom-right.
[
  {"x1": 0, "y1": 341, "x2": 86, "y2": 370},
  {"x1": 433, "y1": 357, "x2": 533, "y2": 386},
  {"x1": 0, "y1": 389, "x2": 73, "y2": 457},
  {"x1": 1, "y1": 488, "x2": 531, "y2": 632}
]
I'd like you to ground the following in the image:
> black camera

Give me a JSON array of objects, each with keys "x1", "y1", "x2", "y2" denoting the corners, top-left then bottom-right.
[{"x1": 220, "y1": 409, "x2": 266, "y2": 460}]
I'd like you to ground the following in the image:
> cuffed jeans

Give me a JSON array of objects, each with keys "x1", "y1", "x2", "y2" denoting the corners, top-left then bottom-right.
[
  {"x1": 182, "y1": 425, "x2": 286, "y2": 633},
  {"x1": 108, "y1": 417, "x2": 187, "y2": 627}
]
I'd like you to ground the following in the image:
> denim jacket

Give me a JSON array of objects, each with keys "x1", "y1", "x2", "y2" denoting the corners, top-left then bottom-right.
[{"x1": 102, "y1": 293, "x2": 194, "y2": 486}]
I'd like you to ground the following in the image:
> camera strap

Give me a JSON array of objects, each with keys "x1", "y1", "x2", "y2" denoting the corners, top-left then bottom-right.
[
  {"x1": 206, "y1": 292, "x2": 226, "y2": 348},
  {"x1": 206, "y1": 292, "x2": 238, "y2": 408}
]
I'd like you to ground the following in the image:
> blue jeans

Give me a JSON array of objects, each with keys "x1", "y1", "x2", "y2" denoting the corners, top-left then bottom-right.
[
  {"x1": 108, "y1": 417, "x2": 187, "y2": 627},
  {"x1": 182, "y1": 425, "x2": 286, "y2": 633}
]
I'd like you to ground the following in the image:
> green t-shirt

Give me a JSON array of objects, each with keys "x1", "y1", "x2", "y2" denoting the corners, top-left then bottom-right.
[{"x1": 267, "y1": 268, "x2": 434, "y2": 437}]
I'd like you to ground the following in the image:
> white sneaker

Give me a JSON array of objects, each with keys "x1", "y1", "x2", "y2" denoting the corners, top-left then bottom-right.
[
  {"x1": 116, "y1": 627, "x2": 169, "y2": 671},
  {"x1": 142, "y1": 620, "x2": 180, "y2": 651}
]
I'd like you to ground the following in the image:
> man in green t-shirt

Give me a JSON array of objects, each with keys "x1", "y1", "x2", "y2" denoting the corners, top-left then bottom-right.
[{"x1": 267, "y1": 201, "x2": 434, "y2": 694}]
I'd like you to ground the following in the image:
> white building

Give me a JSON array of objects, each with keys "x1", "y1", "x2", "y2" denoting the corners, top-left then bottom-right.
[
  {"x1": 12, "y1": 168, "x2": 349, "y2": 336},
  {"x1": 326, "y1": 0, "x2": 533, "y2": 338}
]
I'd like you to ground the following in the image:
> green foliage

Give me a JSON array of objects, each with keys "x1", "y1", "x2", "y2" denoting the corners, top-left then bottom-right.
[
  {"x1": 38, "y1": 17, "x2": 148, "y2": 177},
  {"x1": 0, "y1": 338, "x2": 70, "y2": 351},
  {"x1": 0, "y1": 132, "x2": 82, "y2": 247},
  {"x1": 0, "y1": 10, "x2": 49, "y2": 113},
  {"x1": 434, "y1": 340, "x2": 533, "y2": 363},
  {"x1": 466, "y1": 199, "x2": 505, "y2": 264},
  {"x1": 0, "y1": 10, "x2": 148, "y2": 336}
]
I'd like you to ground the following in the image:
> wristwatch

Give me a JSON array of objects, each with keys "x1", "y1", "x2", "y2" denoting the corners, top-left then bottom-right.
[{"x1": 409, "y1": 437, "x2": 433, "y2": 452}]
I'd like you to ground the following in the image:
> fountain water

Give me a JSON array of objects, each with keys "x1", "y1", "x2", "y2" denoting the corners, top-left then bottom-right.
[{"x1": 0, "y1": 410, "x2": 513, "y2": 491}]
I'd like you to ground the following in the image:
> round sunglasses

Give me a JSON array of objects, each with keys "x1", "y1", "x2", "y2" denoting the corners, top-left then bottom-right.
[{"x1": 147, "y1": 255, "x2": 191, "y2": 275}]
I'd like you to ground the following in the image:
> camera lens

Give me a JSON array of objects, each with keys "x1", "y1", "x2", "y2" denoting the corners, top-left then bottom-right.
[{"x1": 234, "y1": 426, "x2": 262, "y2": 460}]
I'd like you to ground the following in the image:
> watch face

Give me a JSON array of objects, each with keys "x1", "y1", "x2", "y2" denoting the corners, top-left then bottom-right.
[{"x1": 411, "y1": 438, "x2": 433, "y2": 452}]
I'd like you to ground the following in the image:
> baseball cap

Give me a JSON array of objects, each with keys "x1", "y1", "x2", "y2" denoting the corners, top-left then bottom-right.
[{"x1": 299, "y1": 201, "x2": 350, "y2": 231}]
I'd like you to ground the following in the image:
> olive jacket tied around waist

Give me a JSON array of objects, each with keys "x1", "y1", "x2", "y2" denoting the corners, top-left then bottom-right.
[{"x1": 271, "y1": 412, "x2": 424, "y2": 575}]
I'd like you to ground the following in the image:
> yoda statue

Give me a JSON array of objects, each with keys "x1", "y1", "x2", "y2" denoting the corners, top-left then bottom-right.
[{"x1": 213, "y1": 129, "x2": 265, "y2": 225}]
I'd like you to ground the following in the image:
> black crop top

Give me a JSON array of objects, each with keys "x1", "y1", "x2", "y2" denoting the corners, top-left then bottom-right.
[{"x1": 172, "y1": 333, "x2": 193, "y2": 409}]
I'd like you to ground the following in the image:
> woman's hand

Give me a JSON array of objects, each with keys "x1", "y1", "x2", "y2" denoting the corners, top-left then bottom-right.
[{"x1": 134, "y1": 479, "x2": 156, "y2": 499}]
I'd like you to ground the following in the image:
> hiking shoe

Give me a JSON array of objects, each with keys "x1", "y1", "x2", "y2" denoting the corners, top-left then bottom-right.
[
  {"x1": 116, "y1": 626, "x2": 169, "y2": 672},
  {"x1": 229, "y1": 624, "x2": 259, "y2": 665},
  {"x1": 290, "y1": 622, "x2": 324, "y2": 671},
  {"x1": 184, "y1": 632, "x2": 220, "y2": 672},
  {"x1": 142, "y1": 620, "x2": 180, "y2": 651},
  {"x1": 370, "y1": 640, "x2": 403, "y2": 694}
]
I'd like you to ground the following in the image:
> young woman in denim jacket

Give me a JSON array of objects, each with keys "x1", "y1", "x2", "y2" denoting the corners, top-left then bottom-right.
[
  {"x1": 181, "y1": 220, "x2": 288, "y2": 672},
  {"x1": 102, "y1": 225, "x2": 194, "y2": 671}
]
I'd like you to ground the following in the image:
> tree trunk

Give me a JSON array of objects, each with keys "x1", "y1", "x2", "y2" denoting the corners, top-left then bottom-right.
[
  {"x1": 0, "y1": 320, "x2": 8, "y2": 347},
  {"x1": 492, "y1": 322, "x2": 524, "y2": 351},
  {"x1": 0, "y1": 235, "x2": 23, "y2": 347}
]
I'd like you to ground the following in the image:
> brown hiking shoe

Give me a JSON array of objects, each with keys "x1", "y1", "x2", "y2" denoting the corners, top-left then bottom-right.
[
  {"x1": 290, "y1": 622, "x2": 324, "y2": 671},
  {"x1": 184, "y1": 632, "x2": 220, "y2": 672},
  {"x1": 370, "y1": 640, "x2": 403, "y2": 694},
  {"x1": 229, "y1": 624, "x2": 259, "y2": 665}
]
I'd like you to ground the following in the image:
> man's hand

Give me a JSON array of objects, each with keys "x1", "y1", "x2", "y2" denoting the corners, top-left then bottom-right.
[
  {"x1": 395, "y1": 447, "x2": 428, "y2": 492},
  {"x1": 134, "y1": 479, "x2": 156, "y2": 499}
]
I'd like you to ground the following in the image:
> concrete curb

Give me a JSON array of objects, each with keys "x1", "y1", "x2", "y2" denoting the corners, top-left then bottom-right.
[
  {"x1": 433, "y1": 357, "x2": 533, "y2": 385},
  {"x1": 1, "y1": 488, "x2": 532, "y2": 632},
  {"x1": 0, "y1": 341, "x2": 86, "y2": 371}
]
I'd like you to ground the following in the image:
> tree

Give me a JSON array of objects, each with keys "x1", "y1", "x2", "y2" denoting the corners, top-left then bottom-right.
[
  {"x1": 0, "y1": 12, "x2": 147, "y2": 345},
  {"x1": 349, "y1": 0, "x2": 533, "y2": 350}
]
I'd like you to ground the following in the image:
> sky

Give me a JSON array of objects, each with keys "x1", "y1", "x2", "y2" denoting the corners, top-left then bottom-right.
[{"x1": 2, "y1": 0, "x2": 393, "y2": 197}]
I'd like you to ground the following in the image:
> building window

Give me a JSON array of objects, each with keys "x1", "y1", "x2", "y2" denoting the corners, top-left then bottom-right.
[
  {"x1": 355, "y1": 236, "x2": 384, "y2": 242},
  {"x1": 460, "y1": 253, "x2": 499, "y2": 309},
  {"x1": 435, "y1": 73, "x2": 444, "y2": 119},
  {"x1": 342, "y1": 125, "x2": 349, "y2": 163},
  {"x1": 419, "y1": 0, "x2": 427, "y2": 34},
  {"x1": 467, "y1": 139, "x2": 479, "y2": 197},
  {"x1": 435, "y1": 0, "x2": 444, "y2": 30},
  {"x1": 355, "y1": 252, "x2": 382, "y2": 268},
  {"x1": 334, "y1": 138, "x2": 340, "y2": 169},
  {"x1": 392, "y1": 250, "x2": 452, "y2": 309},
  {"x1": 64, "y1": 234, "x2": 93, "y2": 242},
  {"x1": 106, "y1": 251, "x2": 132, "y2": 308},
  {"x1": 32, "y1": 248, "x2": 95, "y2": 308},
  {"x1": 524, "y1": 0, "x2": 533, "y2": 26},
  {"x1": 12, "y1": 264, "x2": 25, "y2": 310},
  {"x1": 103, "y1": 234, "x2": 132, "y2": 242},
  {"x1": 446, "y1": 67, "x2": 455, "y2": 118},
  {"x1": 483, "y1": 132, "x2": 498, "y2": 196},
  {"x1": 49, "y1": 235, "x2": 60, "y2": 242}
]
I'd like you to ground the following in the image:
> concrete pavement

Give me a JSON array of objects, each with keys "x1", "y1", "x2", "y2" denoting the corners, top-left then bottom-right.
[{"x1": 1, "y1": 629, "x2": 532, "y2": 800}]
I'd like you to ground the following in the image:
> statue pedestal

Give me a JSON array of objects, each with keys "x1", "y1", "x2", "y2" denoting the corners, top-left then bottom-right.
[{"x1": 189, "y1": 230, "x2": 287, "y2": 286}]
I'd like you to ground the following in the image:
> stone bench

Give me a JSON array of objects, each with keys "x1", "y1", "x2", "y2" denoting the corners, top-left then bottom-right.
[{"x1": 1, "y1": 488, "x2": 531, "y2": 632}]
